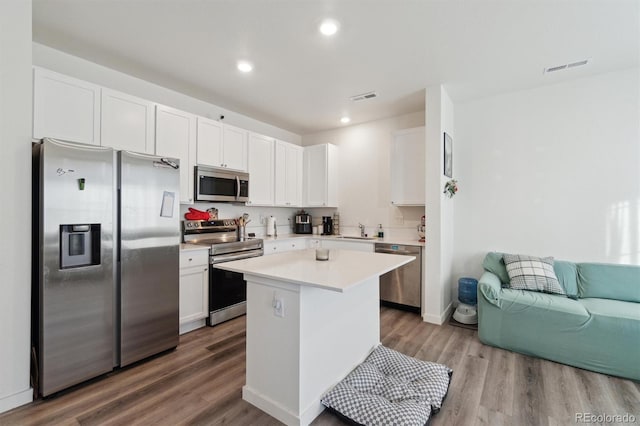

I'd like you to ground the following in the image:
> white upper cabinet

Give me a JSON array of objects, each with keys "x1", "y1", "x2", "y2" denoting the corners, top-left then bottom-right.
[
  {"x1": 197, "y1": 120, "x2": 247, "y2": 172},
  {"x1": 101, "y1": 88, "x2": 155, "y2": 154},
  {"x1": 222, "y1": 124, "x2": 248, "y2": 171},
  {"x1": 155, "y1": 105, "x2": 197, "y2": 204},
  {"x1": 304, "y1": 143, "x2": 338, "y2": 207},
  {"x1": 196, "y1": 117, "x2": 223, "y2": 167},
  {"x1": 33, "y1": 67, "x2": 101, "y2": 145},
  {"x1": 246, "y1": 133, "x2": 275, "y2": 206},
  {"x1": 275, "y1": 140, "x2": 303, "y2": 207},
  {"x1": 390, "y1": 127, "x2": 425, "y2": 206}
]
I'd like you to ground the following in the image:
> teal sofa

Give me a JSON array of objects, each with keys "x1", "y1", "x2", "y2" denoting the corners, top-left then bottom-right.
[{"x1": 478, "y1": 252, "x2": 640, "y2": 380}]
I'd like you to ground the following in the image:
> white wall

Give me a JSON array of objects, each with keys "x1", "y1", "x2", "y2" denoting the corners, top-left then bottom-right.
[
  {"x1": 33, "y1": 43, "x2": 301, "y2": 145},
  {"x1": 454, "y1": 68, "x2": 640, "y2": 286},
  {"x1": 301, "y1": 111, "x2": 425, "y2": 239},
  {"x1": 424, "y1": 85, "x2": 455, "y2": 324},
  {"x1": 0, "y1": 0, "x2": 34, "y2": 413}
]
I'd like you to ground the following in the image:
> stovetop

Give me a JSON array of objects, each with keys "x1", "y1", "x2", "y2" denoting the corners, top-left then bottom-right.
[{"x1": 182, "y1": 219, "x2": 263, "y2": 257}]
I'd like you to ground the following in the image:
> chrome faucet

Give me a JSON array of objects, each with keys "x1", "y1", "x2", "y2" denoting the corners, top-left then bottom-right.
[{"x1": 358, "y1": 223, "x2": 365, "y2": 237}]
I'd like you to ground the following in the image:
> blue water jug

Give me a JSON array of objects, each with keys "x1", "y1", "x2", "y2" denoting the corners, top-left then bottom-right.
[{"x1": 458, "y1": 277, "x2": 478, "y2": 305}]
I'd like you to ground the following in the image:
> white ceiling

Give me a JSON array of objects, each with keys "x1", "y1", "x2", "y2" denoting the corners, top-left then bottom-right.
[{"x1": 32, "y1": 0, "x2": 639, "y2": 135}]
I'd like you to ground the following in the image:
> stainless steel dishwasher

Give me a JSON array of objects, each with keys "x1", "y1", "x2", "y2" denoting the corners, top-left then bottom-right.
[{"x1": 375, "y1": 243, "x2": 422, "y2": 310}]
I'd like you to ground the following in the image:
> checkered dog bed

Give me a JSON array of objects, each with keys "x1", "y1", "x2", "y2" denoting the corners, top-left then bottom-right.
[{"x1": 321, "y1": 345, "x2": 452, "y2": 426}]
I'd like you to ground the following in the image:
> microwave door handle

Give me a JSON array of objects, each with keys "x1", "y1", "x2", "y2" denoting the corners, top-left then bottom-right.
[{"x1": 236, "y1": 175, "x2": 240, "y2": 200}]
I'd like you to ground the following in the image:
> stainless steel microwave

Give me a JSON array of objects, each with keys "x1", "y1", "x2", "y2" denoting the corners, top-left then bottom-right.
[{"x1": 194, "y1": 166, "x2": 249, "y2": 202}]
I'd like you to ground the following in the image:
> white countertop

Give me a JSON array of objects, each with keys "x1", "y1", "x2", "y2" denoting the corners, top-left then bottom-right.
[
  {"x1": 260, "y1": 234, "x2": 425, "y2": 247},
  {"x1": 214, "y1": 248, "x2": 414, "y2": 292}
]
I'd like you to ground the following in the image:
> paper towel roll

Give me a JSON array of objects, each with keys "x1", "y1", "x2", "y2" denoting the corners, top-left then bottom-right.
[{"x1": 266, "y1": 216, "x2": 276, "y2": 236}]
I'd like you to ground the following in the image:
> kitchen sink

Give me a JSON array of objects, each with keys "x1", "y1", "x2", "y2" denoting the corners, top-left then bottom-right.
[{"x1": 336, "y1": 236, "x2": 378, "y2": 240}]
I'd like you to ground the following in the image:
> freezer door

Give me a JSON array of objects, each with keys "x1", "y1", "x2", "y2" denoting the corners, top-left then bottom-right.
[
  {"x1": 119, "y1": 151, "x2": 180, "y2": 366},
  {"x1": 36, "y1": 138, "x2": 116, "y2": 396}
]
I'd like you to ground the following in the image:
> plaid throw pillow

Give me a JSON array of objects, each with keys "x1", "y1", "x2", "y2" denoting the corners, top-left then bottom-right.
[{"x1": 503, "y1": 254, "x2": 565, "y2": 295}]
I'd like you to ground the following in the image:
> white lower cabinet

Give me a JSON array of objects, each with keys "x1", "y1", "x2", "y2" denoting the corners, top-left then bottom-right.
[
  {"x1": 179, "y1": 249, "x2": 209, "y2": 334},
  {"x1": 263, "y1": 239, "x2": 305, "y2": 255}
]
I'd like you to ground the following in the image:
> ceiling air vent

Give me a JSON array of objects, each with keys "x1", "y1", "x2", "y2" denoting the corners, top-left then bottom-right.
[
  {"x1": 544, "y1": 58, "x2": 590, "y2": 74},
  {"x1": 350, "y1": 91, "x2": 378, "y2": 102}
]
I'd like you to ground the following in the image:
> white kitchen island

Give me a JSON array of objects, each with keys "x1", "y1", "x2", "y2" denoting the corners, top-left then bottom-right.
[{"x1": 215, "y1": 248, "x2": 414, "y2": 426}]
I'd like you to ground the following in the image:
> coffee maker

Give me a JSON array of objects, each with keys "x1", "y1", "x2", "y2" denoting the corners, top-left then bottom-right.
[
  {"x1": 322, "y1": 216, "x2": 333, "y2": 235},
  {"x1": 294, "y1": 210, "x2": 312, "y2": 234}
]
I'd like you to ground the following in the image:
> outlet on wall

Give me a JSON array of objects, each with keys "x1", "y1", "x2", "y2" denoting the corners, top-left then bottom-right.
[{"x1": 273, "y1": 297, "x2": 285, "y2": 317}]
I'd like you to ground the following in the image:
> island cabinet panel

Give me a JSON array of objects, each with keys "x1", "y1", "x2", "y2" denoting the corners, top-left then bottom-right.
[
  {"x1": 33, "y1": 67, "x2": 101, "y2": 145},
  {"x1": 179, "y1": 250, "x2": 209, "y2": 334},
  {"x1": 155, "y1": 104, "x2": 197, "y2": 204},
  {"x1": 242, "y1": 275, "x2": 379, "y2": 426}
]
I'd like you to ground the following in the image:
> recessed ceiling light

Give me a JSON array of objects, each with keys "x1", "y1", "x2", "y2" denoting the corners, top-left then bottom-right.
[
  {"x1": 319, "y1": 19, "x2": 339, "y2": 36},
  {"x1": 237, "y1": 61, "x2": 253, "y2": 73},
  {"x1": 340, "y1": 116, "x2": 351, "y2": 124}
]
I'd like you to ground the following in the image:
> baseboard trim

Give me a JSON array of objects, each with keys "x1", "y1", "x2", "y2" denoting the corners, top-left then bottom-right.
[
  {"x1": 243, "y1": 385, "x2": 309, "y2": 426},
  {"x1": 422, "y1": 303, "x2": 453, "y2": 325},
  {"x1": 0, "y1": 387, "x2": 33, "y2": 414}
]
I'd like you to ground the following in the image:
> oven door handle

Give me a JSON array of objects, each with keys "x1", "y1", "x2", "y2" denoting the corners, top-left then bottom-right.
[
  {"x1": 211, "y1": 250, "x2": 264, "y2": 264},
  {"x1": 236, "y1": 175, "x2": 240, "y2": 200}
]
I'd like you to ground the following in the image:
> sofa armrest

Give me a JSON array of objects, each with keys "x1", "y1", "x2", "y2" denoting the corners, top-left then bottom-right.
[{"x1": 479, "y1": 271, "x2": 502, "y2": 307}]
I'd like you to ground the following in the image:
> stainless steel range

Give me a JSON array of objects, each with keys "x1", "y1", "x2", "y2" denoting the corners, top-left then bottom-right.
[{"x1": 182, "y1": 219, "x2": 263, "y2": 326}]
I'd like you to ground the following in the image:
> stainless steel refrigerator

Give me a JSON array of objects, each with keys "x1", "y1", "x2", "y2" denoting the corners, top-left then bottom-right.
[{"x1": 32, "y1": 138, "x2": 180, "y2": 397}]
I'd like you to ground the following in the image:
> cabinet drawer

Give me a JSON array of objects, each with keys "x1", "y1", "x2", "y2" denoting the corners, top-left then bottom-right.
[{"x1": 180, "y1": 250, "x2": 209, "y2": 268}]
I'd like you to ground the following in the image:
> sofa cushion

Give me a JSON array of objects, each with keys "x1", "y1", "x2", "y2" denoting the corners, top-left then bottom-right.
[
  {"x1": 504, "y1": 254, "x2": 565, "y2": 295},
  {"x1": 483, "y1": 252, "x2": 511, "y2": 285},
  {"x1": 499, "y1": 288, "x2": 589, "y2": 319},
  {"x1": 578, "y1": 263, "x2": 640, "y2": 303},
  {"x1": 580, "y1": 298, "x2": 640, "y2": 322},
  {"x1": 553, "y1": 260, "x2": 579, "y2": 297}
]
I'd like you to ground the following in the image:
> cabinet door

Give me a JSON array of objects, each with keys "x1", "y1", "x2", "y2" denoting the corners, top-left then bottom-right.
[
  {"x1": 155, "y1": 105, "x2": 197, "y2": 204},
  {"x1": 247, "y1": 133, "x2": 274, "y2": 206},
  {"x1": 101, "y1": 88, "x2": 155, "y2": 154},
  {"x1": 196, "y1": 117, "x2": 223, "y2": 167},
  {"x1": 274, "y1": 141, "x2": 287, "y2": 206},
  {"x1": 390, "y1": 127, "x2": 425, "y2": 205},
  {"x1": 276, "y1": 141, "x2": 303, "y2": 207},
  {"x1": 179, "y1": 265, "x2": 209, "y2": 325},
  {"x1": 304, "y1": 144, "x2": 328, "y2": 207},
  {"x1": 33, "y1": 67, "x2": 101, "y2": 145},
  {"x1": 179, "y1": 251, "x2": 209, "y2": 331},
  {"x1": 222, "y1": 124, "x2": 248, "y2": 171},
  {"x1": 286, "y1": 144, "x2": 303, "y2": 207}
]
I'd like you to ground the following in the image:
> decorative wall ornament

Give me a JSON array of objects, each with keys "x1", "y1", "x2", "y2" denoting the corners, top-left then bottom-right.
[{"x1": 443, "y1": 179, "x2": 458, "y2": 198}]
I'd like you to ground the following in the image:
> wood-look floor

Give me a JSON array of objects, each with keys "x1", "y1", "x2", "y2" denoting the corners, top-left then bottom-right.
[{"x1": 2, "y1": 307, "x2": 638, "y2": 426}]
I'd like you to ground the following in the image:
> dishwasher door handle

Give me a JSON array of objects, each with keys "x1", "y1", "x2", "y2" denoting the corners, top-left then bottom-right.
[{"x1": 375, "y1": 249, "x2": 418, "y2": 256}]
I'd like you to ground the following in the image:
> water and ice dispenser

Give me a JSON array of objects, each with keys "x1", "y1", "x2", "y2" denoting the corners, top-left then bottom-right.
[{"x1": 59, "y1": 224, "x2": 101, "y2": 269}]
